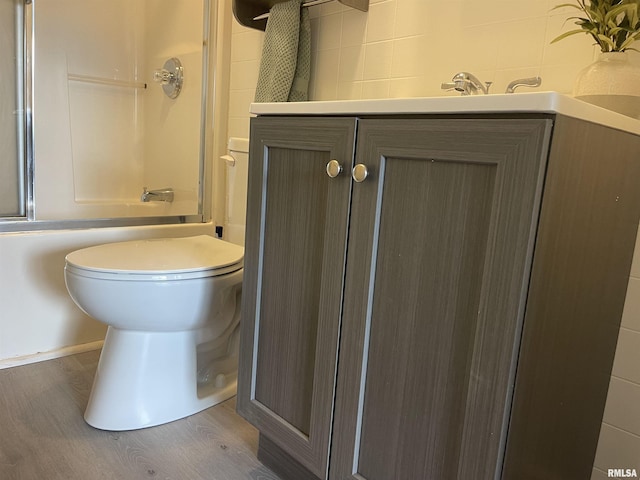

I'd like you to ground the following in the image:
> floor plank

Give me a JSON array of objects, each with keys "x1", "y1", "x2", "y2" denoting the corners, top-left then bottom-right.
[{"x1": 0, "y1": 350, "x2": 281, "y2": 480}]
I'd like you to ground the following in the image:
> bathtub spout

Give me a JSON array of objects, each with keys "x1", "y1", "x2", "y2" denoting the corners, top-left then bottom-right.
[{"x1": 141, "y1": 187, "x2": 174, "y2": 202}]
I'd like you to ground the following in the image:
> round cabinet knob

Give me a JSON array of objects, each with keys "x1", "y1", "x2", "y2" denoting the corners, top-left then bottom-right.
[
  {"x1": 326, "y1": 159, "x2": 343, "y2": 178},
  {"x1": 352, "y1": 164, "x2": 369, "y2": 183}
]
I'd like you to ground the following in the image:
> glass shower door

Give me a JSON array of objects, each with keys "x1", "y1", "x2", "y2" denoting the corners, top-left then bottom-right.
[
  {"x1": 32, "y1": 0, "x2": 209, "y2": 222},
  {"x1": 0, "y1": 0, "x2": 25, "y2": 217}
]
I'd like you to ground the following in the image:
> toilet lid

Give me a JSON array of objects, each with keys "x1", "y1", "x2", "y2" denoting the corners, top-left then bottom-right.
[{"x1": 65, "y1": 235, "x2": 243, "y2": 280}]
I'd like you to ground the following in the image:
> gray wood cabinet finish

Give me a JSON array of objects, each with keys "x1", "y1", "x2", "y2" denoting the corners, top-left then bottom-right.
[
  {"x1": 502, "y1": 116, "x2": 640, "y2": 479},
  {"x1": 237, "y1": 117, "x2": 356, "y2": 478},
  {"x1": 258, "y1": 434, "x2": 321, "y2": 480},
  {"x1": 239, "y1": 113, "x2": 640, "y2": 480},
  {"x1": 329, "y1": 119, "x2": 552, "y2": 480}
]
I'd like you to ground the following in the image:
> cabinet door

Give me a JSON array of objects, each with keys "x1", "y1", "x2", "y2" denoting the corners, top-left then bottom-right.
[
  {"x1": 330, "y1": 118, "x2": 552, "y2": 480},
  {"x1": 237, "y1": 116, "x2": 356, "y2": 478}
]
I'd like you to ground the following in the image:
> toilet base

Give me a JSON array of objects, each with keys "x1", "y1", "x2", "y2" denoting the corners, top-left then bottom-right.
[{"x1": 84, "y1": 326, "x2": 237, "y2": 431}]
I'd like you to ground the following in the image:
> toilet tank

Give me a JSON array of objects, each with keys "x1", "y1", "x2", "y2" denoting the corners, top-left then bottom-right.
[{"x1": 223, "y1": 137, "x2": 249, "y2": 247}]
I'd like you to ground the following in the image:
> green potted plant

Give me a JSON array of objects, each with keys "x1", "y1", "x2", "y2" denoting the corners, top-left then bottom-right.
[
  {"x1": 553, "y1": 0, "x2": 640, "y2": 117},
  {"x1": 552, "y1": 0, "x2": 640, "y2": 52}
]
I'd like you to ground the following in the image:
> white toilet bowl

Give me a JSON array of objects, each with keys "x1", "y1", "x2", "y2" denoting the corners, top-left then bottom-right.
[{"x1": 64, "y1": 235, "x2": 243, "y2": 431}]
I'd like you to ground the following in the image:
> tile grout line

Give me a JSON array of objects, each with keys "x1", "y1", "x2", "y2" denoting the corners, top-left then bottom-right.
[{"x1": 601, "y1": 421, "x2": 640, "y2": 441}]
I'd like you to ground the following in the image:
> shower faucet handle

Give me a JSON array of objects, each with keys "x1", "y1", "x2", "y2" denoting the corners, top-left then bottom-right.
[
  {"x1": 153, "y1": 69, "x2": 175, "y2": 85},
  {"x1": 153, "y1": 57, "x2": 183, "y2": 99}
]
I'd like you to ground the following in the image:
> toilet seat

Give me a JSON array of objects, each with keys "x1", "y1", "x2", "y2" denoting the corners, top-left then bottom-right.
[{"x1": 65, "y1": 235, "x2": 243, "y2": 281}]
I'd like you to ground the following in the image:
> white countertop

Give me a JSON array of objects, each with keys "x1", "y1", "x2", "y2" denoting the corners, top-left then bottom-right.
[{"x1": 250, "y1": 92, "x2": 640, "y2": 136}]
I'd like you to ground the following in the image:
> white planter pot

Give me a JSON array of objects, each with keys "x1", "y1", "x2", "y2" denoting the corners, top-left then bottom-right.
[{"x1": 573, "y1": 52, "x2": 640, "y2": 119}]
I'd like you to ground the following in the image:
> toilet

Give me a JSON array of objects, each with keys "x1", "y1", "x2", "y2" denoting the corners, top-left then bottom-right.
[{"x1": 64, "y1": 235, "x2": 244, "y2": 431}]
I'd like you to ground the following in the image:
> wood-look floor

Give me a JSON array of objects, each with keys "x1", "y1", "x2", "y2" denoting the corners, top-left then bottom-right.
[{"x1": 0, "y1": 350, "x2": 281, "y2": 480}]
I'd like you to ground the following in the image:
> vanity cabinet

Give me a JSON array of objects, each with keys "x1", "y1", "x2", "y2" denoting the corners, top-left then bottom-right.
[
  {"x1": 237, "y1": 112, "x2": 640, "y2": 480},
  {"x1": 237, "y1": 117, "x2": 356, "y2": 478}
]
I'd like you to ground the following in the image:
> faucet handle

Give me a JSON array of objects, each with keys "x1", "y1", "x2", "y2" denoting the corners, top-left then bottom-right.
[
  {"x1": 505, "y1": 76, "x2": 542, "y2": 94},
  {"x1": 484, "y1": 81, "x2": 493, "y2": 94}
]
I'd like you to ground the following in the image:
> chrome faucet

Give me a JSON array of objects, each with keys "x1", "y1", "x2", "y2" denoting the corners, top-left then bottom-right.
[
  {"x1": 141, "y1": 187, "x2": 174, "y2": 202},
  {"x1": 505, "y1": 76, "x2": 542, "y2": 94},
  {"x1": 442, "y1": 72, "x2": 492, "y2": 95}
]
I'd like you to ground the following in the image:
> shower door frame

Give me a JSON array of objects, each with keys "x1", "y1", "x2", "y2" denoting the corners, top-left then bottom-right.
[{"x1": 0, "y1": 0, "x2": 217, "y2": 233}]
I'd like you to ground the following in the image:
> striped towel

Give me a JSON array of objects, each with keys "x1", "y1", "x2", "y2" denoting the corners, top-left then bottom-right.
[{"x1": 254, "y1": 0, "x2": 310, "y2": 103}]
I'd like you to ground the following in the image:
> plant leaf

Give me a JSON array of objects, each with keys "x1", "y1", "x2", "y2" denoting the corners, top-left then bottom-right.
[
  {"x1": 597, "y1": 33, "x2": 617, "y2": 46},
  {"x1": 551, "y1": 0, "x2": 640, "y2": 51},
  {"x1": 551, "y1": 3, "x2": 584, "y2": 10},
  {"x1": 551, "y1": 28, "x2": 592, "y2": 43}
]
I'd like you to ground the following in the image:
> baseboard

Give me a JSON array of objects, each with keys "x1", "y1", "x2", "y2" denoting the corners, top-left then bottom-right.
[{"x1": 0, "y1": 340, "x2": 104, "y2": 370}]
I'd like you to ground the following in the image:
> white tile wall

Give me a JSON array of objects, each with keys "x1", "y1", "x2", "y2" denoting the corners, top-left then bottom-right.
[
  {"x1": 592, "y1": 468, "x2": 610, "y2": 480},
  {"x1": 591, "y1": 228, "x2": 640, "y2": 478},
  {"x1": 593, "y1": 424, "x2": 640, "y2": 477},
  {"x1": 622, "y1": 278, "x2": 640, "y2": 331},
  {"x1": 225, "y1": 1, "x2": 640, "y2": 474},
  {"x1": 602, "y1": 377, "x2": 640, "y2": 435},
  {"x1": 612, "y1": 329, "x2": 640, "y2": 386}
]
